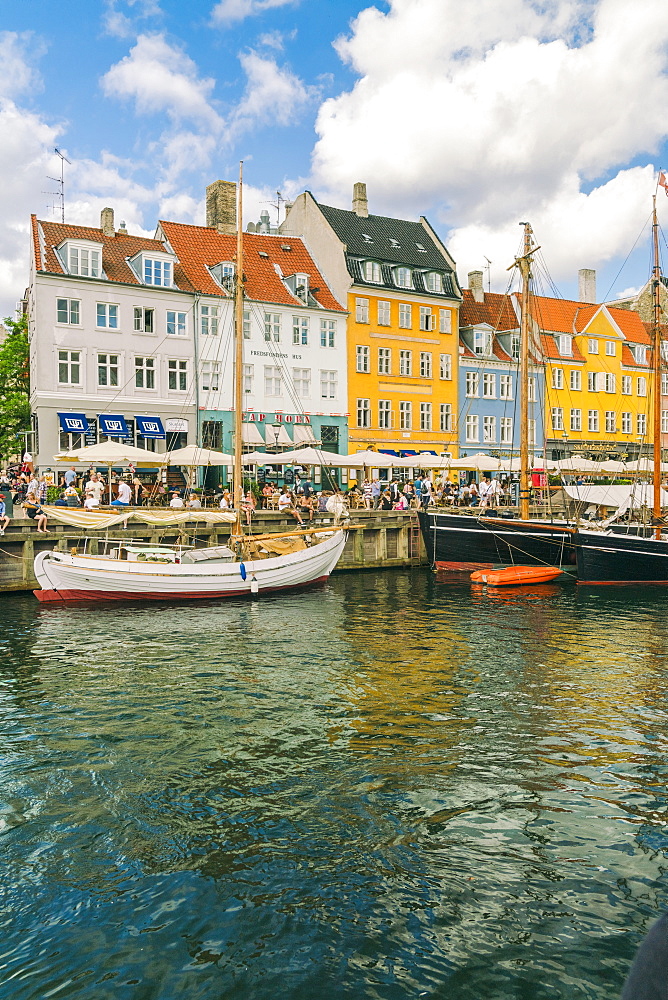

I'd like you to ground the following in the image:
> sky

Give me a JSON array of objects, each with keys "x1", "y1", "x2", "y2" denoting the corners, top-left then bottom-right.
[{"x1": 3, "y1": 0, "x2": 668, "y2": 320}]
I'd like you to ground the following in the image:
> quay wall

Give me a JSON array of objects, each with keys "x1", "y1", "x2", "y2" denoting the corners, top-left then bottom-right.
[{"x1": 0, "y1": 509, "x2": 428, "y2": 594}]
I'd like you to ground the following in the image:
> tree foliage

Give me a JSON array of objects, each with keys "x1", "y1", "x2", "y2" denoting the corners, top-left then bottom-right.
[{"x1": 0, "y1": 314, "x2": 30, "y2": 462}]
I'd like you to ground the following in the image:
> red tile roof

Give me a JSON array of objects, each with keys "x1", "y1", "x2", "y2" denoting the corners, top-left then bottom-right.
[
  {"x1": 460, "y1": 289, "x2": 517, "y2": 330},
  {"x1": 160, "y1": 221, "x2": 345, "y2": 312},
  {"x1": 30, "y1": 216, "x2": 190, "y2": 289}
]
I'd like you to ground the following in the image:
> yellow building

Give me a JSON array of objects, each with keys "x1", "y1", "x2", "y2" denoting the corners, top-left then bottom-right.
[
  {"x1": 536, "y1": 296, "x2": 653, "y2": 460},
  {"x1": 281, "y1": 184, "x2": 461, "y2": 458}
]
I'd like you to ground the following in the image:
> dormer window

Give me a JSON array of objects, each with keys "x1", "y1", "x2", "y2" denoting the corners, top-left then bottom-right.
[
  {"x1": 425, "y1": 272, "x2": 443, "y2": 293},
  {"x1": 209, "y1": 261, "x2": 235, "y2": 291},
  {"x1": 633, "y1": 344, "x2": 648, "y2": 364},
  {"x1": 473, "y1": 330, "x2": 493, "y2": 356},
  {"x1": 556, "y1": 334, "x2": 573, "y2": 357},
  {"x1": 364, "y1": 261, "x2": 382, "y2": 283},
  {"x1": 394, "y1": 266, "x2": 412, "y2": 288},
  {"x1": 144, "y1": 258, "x2": 172, "y2": 287},
  {"x1": 58, "y1": 240, "x2": 103, "y2": 278},
  {"x1": 284, "y1": 272, "x2": 310, "y2": 304}
]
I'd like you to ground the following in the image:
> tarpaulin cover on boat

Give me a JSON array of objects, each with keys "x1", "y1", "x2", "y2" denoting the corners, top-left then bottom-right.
[{"x1": 39, "y1": 507, "x2": 237, "y2": 529}]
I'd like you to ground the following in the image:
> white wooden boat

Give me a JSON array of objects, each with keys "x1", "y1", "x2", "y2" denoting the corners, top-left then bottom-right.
[{"x1": 33, "y1": 530, "x2": 347, "y2": 603}]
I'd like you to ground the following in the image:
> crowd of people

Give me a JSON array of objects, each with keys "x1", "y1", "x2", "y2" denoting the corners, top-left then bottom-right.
[{"x1": 344, "y1": 474, "x2": 513, "y2": 510}]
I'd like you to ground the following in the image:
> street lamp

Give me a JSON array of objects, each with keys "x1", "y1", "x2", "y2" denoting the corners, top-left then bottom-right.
[
  {"x1": 561, "y1": 431, "x2": 569, "y2": 461},
  {"x1": 271, "y1": 422, "x2": 281, "y2": 453}
]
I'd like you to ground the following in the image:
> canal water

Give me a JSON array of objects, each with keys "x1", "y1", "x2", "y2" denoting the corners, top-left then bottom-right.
[{"x1": 1, "y1": 572, "x2": 668, "y2": 1000}]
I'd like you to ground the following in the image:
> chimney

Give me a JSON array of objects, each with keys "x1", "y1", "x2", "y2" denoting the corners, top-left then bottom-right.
[
  {"x1": 100, "y1": 207, "x2": 115, "y2": 238},
  {"x1": 352, "y1": 181, "x2": 368, "y2": 218},
  {"x1": 468, "y1": 270, "x2": 484, "y2": 303},
  {"x1": 206, "y1": 180, "x2": 237, "y2": 234},
  {"x1": 578, "y1": 268, "x2": 596, "y2": 304}
]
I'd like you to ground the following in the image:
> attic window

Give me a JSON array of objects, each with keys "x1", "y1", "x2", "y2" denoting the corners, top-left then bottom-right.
[
  {"x1": 361, "y1": 233, "x2": 373, "y2": 243},
  {"x1": 389, "y1": 239, "x2": 400, "y2": 248},
  {"x1": 281, "y1": 244, "x2": 292, "y2": 251},
  {"x1": 425, "y1": 272, "x2": 443, "y2": 293},
  {"x1": 258, "y1": 251, "x2": 269, "y2": 259},
  {"x1": 60, "y1": 240, "x2": 102, "y2": 278},
  {"x1": 209, "y1": 261, "x2": 235, "y2": 291},
  {"x1": 415, "y1": 243, "x2": 427, "y2": 253}
]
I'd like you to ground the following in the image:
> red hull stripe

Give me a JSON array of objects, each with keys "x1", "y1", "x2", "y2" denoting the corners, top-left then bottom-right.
[
  {"x1": 577, "y1": 580, "x2": 668, "y2": 586},
  {"x1": 33, "y1": 576, "x2": 329, "y2": 603}
]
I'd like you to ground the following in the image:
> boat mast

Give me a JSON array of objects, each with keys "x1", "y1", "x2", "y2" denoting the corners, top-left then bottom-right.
[
  {"x1": 652, "y1": 195, "x2": 662, "y2": 538},
  {"x1": 518, "y1": 222, "x2": 534, "y2": 521},
  {"x1": 233, "y1": 162, "x2": 245, "y2": 525}
]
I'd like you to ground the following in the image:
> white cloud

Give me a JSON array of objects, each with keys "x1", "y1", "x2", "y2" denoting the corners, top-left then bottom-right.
[
  {"x1": 103, "y1": 0, "x2": 163, "y2": 39},
  {"x1": 311, "y1": 0, "x2": 668, "y2": 288},
  {"x1": 234, "y1": 50, "x2": 315, "y2": 129},
  {"x1": 210, "y1": 0, "x2": 297, "y2": 26},
  {"x1": 101, "y1": 34, "x2": 223, "y2": 128},
  {"x1": 0, "y1": 31, "x2": 45, "y2": 101}
]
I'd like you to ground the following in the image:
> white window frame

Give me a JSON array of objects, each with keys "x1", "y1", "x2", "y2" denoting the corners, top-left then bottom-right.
[
  {"x1": 378, "y1": 347, "x2": 391, "y2": 375},
  {"x1": 378, "y1": 400, "x2": 392, "y2": 429},
  {"x1": 425, "y1": 272, "x2": 443, "y2": 293},
  {"x1": 552, "y1": 368, "x2": 564, "y2": 390},
  {"x1": 500, "y1": 417, "x2": 513, "y2": 444},
  {"x1": 96, "y1": 303, "x2": 118, "y2": 330},
  {"x1": 135, "y1": 356, "x2": 156, "y2": 390},
  {"x1": 58, "y1": 349, "x2": 82, "y2": 386},
  {"x1": 439, "y1": 309, "x2": 452, "y2": 334},
  {"x1": 440, "y1": 403, "x2": 452, "y2": 432},
  {"x1": 637, "y1": 413, "x2": 647, "y2": 435},
  {"x1": 588, "y1": 409, "x2": 599, "y2": 432},
  {"x1": 500, "y1": 374, "x2": 513, "y2": 399},
  {"x1": 168, "y1": 358, "x2": 188, "y2": 391},
  {"x1": 473, "y1": 330, "x2": 492, "y2": 356},
  {"x1": 465, "y1": 371, "x2": 479, "y2": 397},
  {"x1": 356, "y1": 345, "x2": 370, "y2": 374},
  {"x1": 57, "y1": 297, "x2": 80, "y2": 325},
  {"x1": 292, "y1": 316, "x2": 309, "y2": 346},
  {"x1": 483, "y1": 415, "x2": 496, "y2": 443},
  {"x1": 420, "y1": 401, "x2": 432, "y2": 431},
  {"x1": 242, "y1": 364, "x2": 253, "y2": 394},
  {"x1": 66, "y1": 242, "x2": 101, "y2": 278},
  {"x1": 605, "y1": 373, "x2": 615, "y2": 393},
  {"x1": 201, "y1": 360, "x2": 221, "y2": 392},
  {"x1": 622, "y1": 375, "x2": 632, "y2": 395},
  {"x1": 606, "y1": 341, "x2": 616, "y2": 356},
  {"x1": 355, "y1": 298, "x2": 369, "y2": 323},
  {"x1": 97, "y1": 352, "x2": 119, "y2": 388},
  {"x1": 465, "y1": 414, "x2": 479, "y2": 443},
  {"x1": 394, "y1": 267, "x2": 412, "y2": 288},
  {"x1": 357, "y1": 397, "x2": 371, "y2": 428},
  {"x1": 557, "y1": 334, "x2": 573, "y2": 357},
  {"x1": 399, "y1": 303, "x2": 412, "y2": 329},
  {"x1": 320, "y1": 370, "x2": 337, "y2": 399},
  {"x1": 551, "y1": 407, "x2": 563, "y2": 431},
  {"x1": 483, "y1": 373, "x2": 496, "y2": 398},
  {"x1": 143, "y1": 256, "x2": 172, "y2": 287},
  {"x1": 588, "y1": 338, "x2": 599, "y2": 354},
  {"x1": 420, "y1": 352, "x2": 432, "y2": 378},
  {"x1": 166, "y1": 310, "x2": 187, "y2": 337},
  {"x1": 399, "y1": 400, "x2": 412, "y2": 429},
  {"x1": 399, "y1": 350, "x2": 412, "y2": 376},
  {"x1": 320, "y1": 320, "x2": 336, "y2": 348},
  {"x1": 570, "y1": 408, "x2": 582, "y2": 432},
  {"x1": 419, "y1": 306, "x2": 434, "y2": 332},
  {"x1": 264, "y1": 365, "x2": 282, "y2": 396},
  {"x1": 440, "y1": 353, "x2": 452, "y2": 380},
  {"x1": 621, "y1": 412, "x2": 632, "y2": 433},
  {"x1": 364, "y1": 261, "x2": 382, "y2": 283},
  {"x1": 638, "y1": 376, "x2": 647, "y2": 397},
  {"x1": 570, "y1": 370, "x2": 581, "y2": 391},
  {"x1": 377, "y1": 300, "x2": 391, "y2": 326},
  {"x1": 293, "y1": 367, "x2": 311, "y2": 397},
  {"x1": 264, "y1": 313, "x2": 281, "y2": 342},
  {"x1": 605, "y1": 410, "x2": 616, "y2": 433}
]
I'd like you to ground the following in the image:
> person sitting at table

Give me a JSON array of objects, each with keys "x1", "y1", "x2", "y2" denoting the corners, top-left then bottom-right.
[
  {"x1": 261, "y1": 483, "x2": 274, "y2": 509},
  {"x1": 112, "y1": 479, "x2": 133, "y2": 506},
  {"x1": 278, "y1": 487, "x2": 304, "y2": 525},
  {"x1": 219, "y1": 490, "x2": 232, "y2": 509},
  {"x1": 187, "y1": 492, "x2": 202, "y2": 509}
]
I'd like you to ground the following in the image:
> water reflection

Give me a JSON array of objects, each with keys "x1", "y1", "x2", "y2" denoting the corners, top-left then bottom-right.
[{"x1": 1, "y1": 575, "x2": 668, "y2": 998}]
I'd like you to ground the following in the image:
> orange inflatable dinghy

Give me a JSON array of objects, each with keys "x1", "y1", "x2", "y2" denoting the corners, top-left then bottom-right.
[{"x1": 470, "y1": 565, "x2": 563, "y2": 586}]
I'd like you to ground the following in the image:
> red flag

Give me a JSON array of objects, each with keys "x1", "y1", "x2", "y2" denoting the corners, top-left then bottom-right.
[{"x1": 659, "y1": 170, "x2": 668, "y2": 196}]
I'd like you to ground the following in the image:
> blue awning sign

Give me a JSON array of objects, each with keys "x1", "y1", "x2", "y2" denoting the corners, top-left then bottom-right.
[
  {"x1": 99, "y1": 414, "x2": 131, "y2": 438},
  {"x1": 135, "y1": 415, "x2": 165, "y2": 439},
  {"x1": 58, "y1": 412, "x2": 88, "y2": 434}
]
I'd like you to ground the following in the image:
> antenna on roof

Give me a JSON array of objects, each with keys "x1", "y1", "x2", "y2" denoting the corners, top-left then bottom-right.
[
  {"x1": 484, "y1": 256, "x2": 492, "y2": 293},
  {"x1": 263, "y1": 190, "x2": 285, "y2": 226},
  {"x1": 45, "y1": 148, "x2": 71, "y2": 223}
]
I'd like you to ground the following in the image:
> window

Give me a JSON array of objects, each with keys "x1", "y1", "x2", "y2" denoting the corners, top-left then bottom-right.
[
  {"x1": 379, "y1": 400, "x2": 392, "y2": 429},
  {"x1": 144, "y1": 258, "x2": 172, "y2": 286},
  {"x1": 638, "y1": 413, "x2": 647, "y2": 435},
  {"x1": 243, "y1": 310, "x2": 251, "y2": 339},
  {"x1": 588, "y1": 372, "x2": 599, "y2": 392},
  {"x1": 552, "y1": 407, "x2": 564, "y2": 431},
  {"x1": 356, "y1": 298, "x2": 369, "y2": 323},
  {"x1": 321, "y1": 370, "x2": 337, "y2": 398},
  {"x1": 420, "y1": 402, "x2": 432, "y2": 431},
  {"x1": 199, "y1": 304, "x2": 218, "y2": 336},
  {"x1": 500, "y1": 374, "x2": 513, "y2": 399},
  {"x1": 67, "y1": 244, "x2": 101, "y2": 277},
  {"x1": 557, "y1": 334, "x2": 573, "y2": 356},
  {"x1": 242, "y1": 364, "x2": 253, "y2": 394},
  {"x1": 473, "y1": 330, "x2": 492, "y2": 356},
  {"x1": 663, "y1": 373, "x2": 668, "y2": 396},
  {"x1": 510, "y1": 334, "x2": 520, "y2": 359},
  {"x1": 483, "y1": 415, "x2": 496, "y2": 443},
  {"x1": 211, "y1": 261, "x2": 235, "y2": 290},
  {"x1": 439, "y1": 309, "x2": 452, "y2": 333},
  {"x1": 588, "y1": 409, "x2": 599, "y2": 432},
  {"x1": 604, "y1": 373, "x2": 616, "y2": 393},
  {"x1": 465, "y1": 371, "x2": 479, "y2": 397},
  {"x1": 202, "y1": 420, "x2": 222, "y2": 450},
  {"x1": 638, "y1": 376, "x2": 647, "y2": 396},
  {"x1": 622, "y1": 375, "x2": 632, "y2": 395},
  {"x1": 168, "y1": 359, "x2": 187, "y2": 391},
  {"x1": 570, "y1": 370, "x2": 581, "y2": 391},
  {"x1": 58, "y1": 350, "x2": 81, "y2": 385},
  {"x1": 96, "y1": 303, "x2": 118, "y2": 329},
  {"x1": 621, "y1": 412, "x2": 632, "y2": 433},
  {"x1": 201, "y1": 361, "x2": 220, "y2": 392},
  {"x1": 378, "y1": 300, "x2": 391, "y2": 326},
  {"x1": 356, "y1": 345, "x2": 370, "y2": 373},
  {"x1": 378, "y1": 347, "x2": 391, "y2": 374},
  {"x1": 605, "y1": 410, "x2": 616, "y2": 433},
  {"x1": 264, "y1": 313, "x2": 281, "y2": 342},
  {"x1": 588, "y1": 338, "x2": 599, "y2": 354},
  {"x1": 293, "y1": 273, "x2": 309, "y2": 303},
  {"x1": 500, "y1": 417, "x2": 513, "y2": 444},
  {"x1": 357, "y1": 398, "x2": 371, "y2": 428},
  {"x1": 419, "y1": 306, "x2": 434, "y2": 331},
  {"x1": 399, "y1": 401, "x2": 412, "y2": 429},
  {"x1": 570, "y1": 408, "x2": 582, "y2": 432},
  {"x1": 97, "y1": 353, "x2": 118, "y2": 387},
  {"x1": 528, "y1": 377, "x2": 536, "y2": 401},
  {"x1": 528, "y1": 419, "x2": 536, "y2": 446},
  {"x1": 135, "y1": 357, "x2": 155, "y2": 389},
  {"x1": 425, "y1": 272, "x2": 443, "y2": 292},
  {"x1": 662, "y1": 410, "x2": 668, "y2": 433},
  {"x1": 167, "y1": 311, "x2": 186, "y2": 337},
  {"x1": 663, "y1": 341, "x2": 668, "y2": 361},
  {"x1": 483, "y1": 373, "x2": 496, "y2": 398},
  {"x1": 420, "y1": 352, "x2": 432, "y2": 378},
  {"x1": 293, "y1": 368, "x2": 311, "y2": 396},
  {"x1": 552, "y1": 368, "x2": 564, "y2": 390},
  {"x1": 293, "y1": 316, "x2": 309, "y2": 345},
  {"x1": 440, "y1": 403, "x2": 452, "y2": 432},
  {"x1": 264, "y1": 366, "x2": 282, "y2": 396},
  {"x1": 364, "y1": 261, "x2": 381, "y2": 282},
  {"x1": 634, "y1": 344, "x2": 648, "y2": 364},
  {"x1": 320, "y1": 320, "x2": 336, "y2": 348},
  {"x1": 440, "y1": 353, "x2": 452, "y2": 380},
  {"x1": 399, "y1": 350, "x2": 412, "y2": 376},
  {"x1": 465, "y1": 414, "x2": 479, "y2": 442},
  {"x1": 399, "y1": 303, "x2": 412, "y2": 329},
  {"x1": 606, "y1": 341, "x2": 616, "y2": 356},
  {"x1": 57, "y1": 298, "x2": 80, "y2": 325},
  {"x1": 394, "y1": 267, "x2": 412, "y2": 288}
]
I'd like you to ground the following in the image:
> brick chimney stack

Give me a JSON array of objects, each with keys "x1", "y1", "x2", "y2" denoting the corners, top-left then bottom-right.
[
  {"x1": 206, "y1": 180, "x2": 237, "y2": 234},
  {"x1": 352, "y1": 182, "x2": 368, "y2": 218},
  {"x1": 100, "y1": 207, "x2": 115, "y2": 238},
  {"x1": 578, "y1": 268, "x2": 596, "y2": 304},
  {"x1": 468, "y1": 270, "x2": 484, "y2": 303}
]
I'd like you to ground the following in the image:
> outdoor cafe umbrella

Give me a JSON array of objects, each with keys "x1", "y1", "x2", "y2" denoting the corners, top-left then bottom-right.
[
  {"x1": 448, "y1": 454, "x2": 502, "y2": 471},
  {"x1": 164, "y1": 445, "x2": 234, "y2": 466},
  {"x1": 55, "y1": 440, "x2": 168, "y2": 504},
  {"x1": 554, "y1": 456, "x2": 606, "y2": 474}
]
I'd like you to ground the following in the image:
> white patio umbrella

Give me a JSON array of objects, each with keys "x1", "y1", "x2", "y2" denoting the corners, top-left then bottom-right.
[
  {"x1": 164, "y1": 445, "x2": 234, "y2": 466},
  {"x1": 449, "y1": 454, "x2": 503, "y2": 471},
  {"x1": 55, "y1": 440, "x2": 168, "y2": 504},
  {"x1": 257, "y1": 447, "x2": 339, "y2": 466},
  {"x1": 499, "y1": 455, "x2": 556, "y2": 472},
  {"x1": 336, "y1": 450, "x2": 397, "y2": 468},
  {"x1": 554, "y1": 456, "x2": 603, "y2": 473},
  {"x1": 597, "y1": 460, "x2": 630, "y2": 475}
]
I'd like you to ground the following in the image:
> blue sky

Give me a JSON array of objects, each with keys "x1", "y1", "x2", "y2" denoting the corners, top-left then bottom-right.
[{"x1": 2, "y1": 0, "x2": 668, "y2": 318}]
